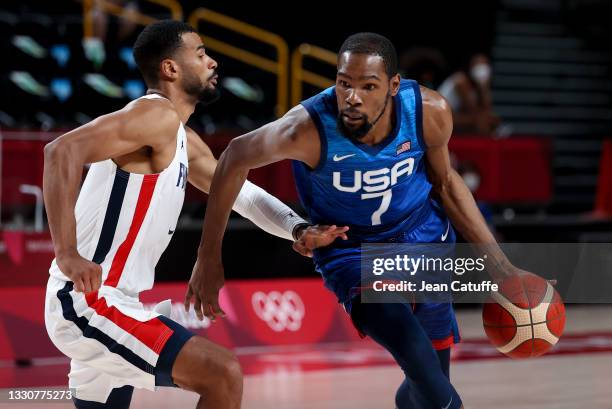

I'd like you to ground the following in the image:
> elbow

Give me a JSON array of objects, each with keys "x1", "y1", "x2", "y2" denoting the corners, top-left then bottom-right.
[
  {"x1": 43, "y1": 140, "x2": 57, "y2": 159},
  {"x1": 219, "y1": 138, "x2": 240, "y2": 168},
  {"x1": 224, "y1": 137, "x2": 241, "y2": 158},
  {"x1": 431, "y1": 171, "x2": 453, "y2": 201},
  {"x1": 44, "y1": 140, "x2": 64, "y2": 163},
  {"x1": 219, "y1": 137, "x2": 250, "y2": 174},
  {"x1": 43, "y1": 138, "x2": 76, "y2": 167},
  {"x1": 435, "y1": 170, "x2": 473, "y2": 205}
]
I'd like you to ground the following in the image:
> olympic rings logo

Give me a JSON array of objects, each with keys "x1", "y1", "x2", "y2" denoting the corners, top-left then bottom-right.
[{"x1": 251, "y1": 291, "x2": 305, "y2": 332}]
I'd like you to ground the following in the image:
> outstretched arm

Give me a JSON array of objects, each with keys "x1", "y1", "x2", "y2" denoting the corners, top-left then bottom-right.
[
  {"x1": 184, "y1": 127, "x2": 307, "y2": 241},
  {"x1": 202, "y1": 105, "x2": 320, "y2": 252},
  {"x1": 421, "y1": 86, "x2": 515, "y2": 280},
  {"x1": 184, "y1": 106, "x2": 323, "y2": 320}
]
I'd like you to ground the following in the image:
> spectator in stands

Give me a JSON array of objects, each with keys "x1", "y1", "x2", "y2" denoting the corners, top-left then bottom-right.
[
  {"x1": 83, "y1": 0, "x2": 139, "y2": 69},
  {"x1": 452, "y1": 155, "x2": 498, "y2": 239},
  {"x1": 438, "y1": 53, "x2": 500, "y2": 135}
]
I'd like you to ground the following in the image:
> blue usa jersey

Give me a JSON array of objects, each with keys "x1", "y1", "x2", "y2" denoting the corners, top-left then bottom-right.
[
  {"x1": 293, "y1": 79, "x2": 432, "y2": 242},
  {"x1": 293, "y1": 79, "x2": 459, "y2": 347},
  {"x1": 293, "y1": 79, "x2": 456, "y2": 304}
]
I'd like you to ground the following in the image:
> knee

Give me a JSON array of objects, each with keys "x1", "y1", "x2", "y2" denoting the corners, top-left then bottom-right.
[
  {"x1": 173, "y1": 337, "x2": 243, "y2": 398},
  {"x1": 219, "y1": 353, "x2": 243, "y2": 393},
  {"x1": 193, "y1": 352, "x2": 242, "y2": 396},
  {"x1": 395, "y1": 379, "x2": 411, "y2": 409}
]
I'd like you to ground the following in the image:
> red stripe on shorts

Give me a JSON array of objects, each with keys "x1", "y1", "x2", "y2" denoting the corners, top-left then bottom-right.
[{"x1": 85, "y1": 290, "x2": 173, "y2": 354}]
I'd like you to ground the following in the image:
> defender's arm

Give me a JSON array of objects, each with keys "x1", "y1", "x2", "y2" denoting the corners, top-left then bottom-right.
[
  {"x1": 184, "y1": 106, "x2": 324, "y2": 320},
  {"x1": 198, "y1": 105, "x2": 320, "y2": 258},
  {"x1": 185, "y1": 126, "x2": 306, "y2": 241}
]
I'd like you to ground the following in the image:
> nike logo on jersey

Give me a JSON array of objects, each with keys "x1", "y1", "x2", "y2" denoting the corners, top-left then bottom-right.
[
  {"x1": 333, "y1": 153, "x2": 356, "y2": 162},
  {"x1": 442, "y1": 396, "x2": 453, "y2": 409},
  {"x1": 441, "y1": 221, "x2": 450, "y2": 242},
  {"x1": 168, "y1": 229, "x2": 175, "y2": 235}
]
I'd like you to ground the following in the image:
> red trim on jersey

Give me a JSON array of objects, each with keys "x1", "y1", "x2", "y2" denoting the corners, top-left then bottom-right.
[
  {"x1": 85, "y1": 290, "x2": 173, "y2": 354},
  {"x1": 104, "y1": 174, "x2": 159, "y2": 288}
]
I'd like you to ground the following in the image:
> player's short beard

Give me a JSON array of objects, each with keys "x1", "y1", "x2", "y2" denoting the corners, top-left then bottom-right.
[
  {"x1": 197, "y1": 87, "x2": 220, "y2": 106},
  {"x1": 336, "y1": 92, "x2": 391, "y2": 140},
  {"x1": 183, "y1": 71, "x2": 220, "y2": 106},
  {"x1": 337, "y1": 112, "x2": 372, "y2": 140}
]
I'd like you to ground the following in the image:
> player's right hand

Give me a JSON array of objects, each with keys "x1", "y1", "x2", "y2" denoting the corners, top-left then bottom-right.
[
  {"x1": 56, "y1": 250, "x2": 102, "y2": 293},
  {"x1": 184, "y1": 256, "x2": 226, "y2": 322}
]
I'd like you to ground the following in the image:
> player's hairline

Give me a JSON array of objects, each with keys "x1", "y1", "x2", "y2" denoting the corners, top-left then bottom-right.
[{"x1": 337, "y1": 72, "x2": 383, "y2": 82}]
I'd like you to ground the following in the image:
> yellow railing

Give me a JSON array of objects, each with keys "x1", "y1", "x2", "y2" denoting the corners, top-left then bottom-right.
[
  {"x1": 81, "y1": 2, "x2": 337, "y2": 117},
  {"x1": 291, "y1": 43, "x2": 336, "y2": 106},
  {"x1": 188, "y1": 8, "x2": 289, "y2": 117},
  {"x1": 82, "y1": 0, "x2": 183, "y2": 38}
]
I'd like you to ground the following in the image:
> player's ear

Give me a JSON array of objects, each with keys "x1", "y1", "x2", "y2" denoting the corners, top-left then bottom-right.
[
  {"x1": 390, "y1": 73, "x2": 401, "y2": 96},
  {"x1": 160, "y1": 58, "x2": 179, "y2": 82}
]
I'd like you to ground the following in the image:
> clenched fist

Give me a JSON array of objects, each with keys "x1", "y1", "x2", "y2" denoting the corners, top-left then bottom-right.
[{"x1": 56, "y1": 249, "x2": 102, "y2": 293}]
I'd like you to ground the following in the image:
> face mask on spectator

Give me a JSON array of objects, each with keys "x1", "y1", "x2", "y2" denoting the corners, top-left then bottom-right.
[{"x1": 470, "y1": 64, "x2": 491, "y2": 84}]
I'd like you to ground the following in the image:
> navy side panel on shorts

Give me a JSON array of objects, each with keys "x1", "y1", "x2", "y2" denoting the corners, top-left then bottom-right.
[{"x1": 154, "y1": 315, "x2": 195, "y2": 387}]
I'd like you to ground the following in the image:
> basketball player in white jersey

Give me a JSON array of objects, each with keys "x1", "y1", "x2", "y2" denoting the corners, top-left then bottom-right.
[{"x1": 43, "y1": 20, "x2": 348, "y2": 409}]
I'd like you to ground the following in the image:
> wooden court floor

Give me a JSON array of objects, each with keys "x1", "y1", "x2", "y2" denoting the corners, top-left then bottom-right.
[{"x1": 2, "y1": 306, "x2": 612, "y2": 409}]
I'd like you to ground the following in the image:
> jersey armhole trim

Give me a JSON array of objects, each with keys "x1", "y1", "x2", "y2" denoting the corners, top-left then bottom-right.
[
  {"x1": 411, "y1": 81, "x2": 426, "y2": 151},
  {"x1": 300, "y1": 102, "x2": 328, "y2": 172}
]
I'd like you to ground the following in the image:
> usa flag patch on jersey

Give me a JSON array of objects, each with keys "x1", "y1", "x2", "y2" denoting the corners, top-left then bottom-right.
[{"x1": 396, "y1": 141, "x2": 411, "y2": 155}]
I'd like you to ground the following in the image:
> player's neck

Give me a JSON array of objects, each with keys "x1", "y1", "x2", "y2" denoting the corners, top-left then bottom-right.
[
  {"x1": 147, "y1": 87, "x2": 196, "y2": 124},
  {"x1": 360, "y1": 99, "x2": 395, "y2": 146}
]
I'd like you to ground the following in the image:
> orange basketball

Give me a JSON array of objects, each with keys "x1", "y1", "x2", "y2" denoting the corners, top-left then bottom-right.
[{"x1": 482, "y1": 273, "x2": 565, "y2": 358}]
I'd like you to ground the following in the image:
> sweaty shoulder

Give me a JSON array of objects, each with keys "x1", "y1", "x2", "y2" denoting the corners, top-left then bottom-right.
[
  {"x1": 121, "y1": 97, "x2": 181, "y2": 148},
  {"x1": 281, "y1": 104, "x2": 318, "y2": 139},
  {"x1": 281, "y1": 104, "x2": 320, "y2": 167},
  {"x1": 420, "y1": 86, "x2": 453, "y2": 148}
]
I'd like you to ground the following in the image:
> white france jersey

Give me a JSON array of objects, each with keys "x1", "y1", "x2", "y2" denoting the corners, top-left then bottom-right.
[{"x1": 49, "y1": 94, "x2": 189, "y2": 298}]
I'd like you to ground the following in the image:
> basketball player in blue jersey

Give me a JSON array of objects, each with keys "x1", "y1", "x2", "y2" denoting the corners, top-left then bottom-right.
[
  {"x1": 196, "y1": 33, "x2": 529, "y2": 409},
  {"x1": 43, "y1": 21, "x2": 346, "y2": 409}
]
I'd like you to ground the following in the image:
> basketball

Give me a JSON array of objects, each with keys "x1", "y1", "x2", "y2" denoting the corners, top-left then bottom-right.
[{"x1": 482, "y1": 273, "x2": 566, "y2": 359}]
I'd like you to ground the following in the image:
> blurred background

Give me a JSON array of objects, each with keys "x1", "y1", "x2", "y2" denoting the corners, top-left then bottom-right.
[
  {"x1": 1, "y1": 1, "x2": 612, "y2": 407},
  {"x1": 2, "y1": 0, "x2": 611, "y2": 285}
]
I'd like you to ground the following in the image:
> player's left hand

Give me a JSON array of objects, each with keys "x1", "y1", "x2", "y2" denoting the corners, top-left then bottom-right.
[
  {"x1": 293, "y1": 224, "x2": 349, "y2": 257},
  {"x1": 494, "y1": 265, "x2": 557, "y2": 287}
]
